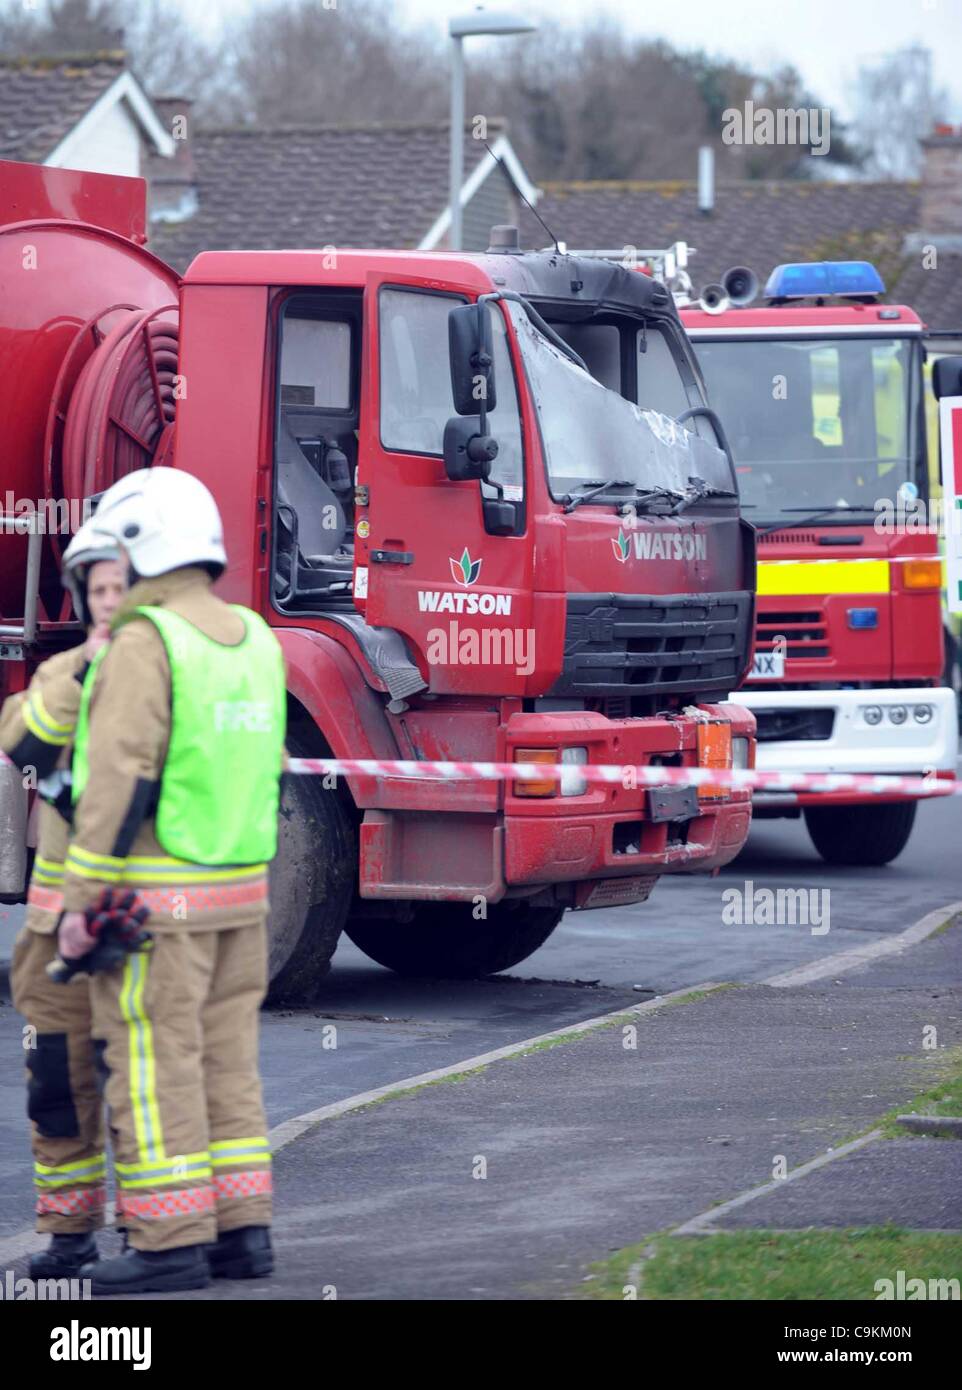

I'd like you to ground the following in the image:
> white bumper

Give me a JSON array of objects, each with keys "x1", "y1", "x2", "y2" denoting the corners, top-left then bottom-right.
[{"x1": 736, "y1": 687, "x2": 958, "y2": 778}]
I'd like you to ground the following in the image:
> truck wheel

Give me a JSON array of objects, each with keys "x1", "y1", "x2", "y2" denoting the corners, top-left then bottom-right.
[
  {"x1": 344, "y1": 900, "x2": 564, "y2": 978},
  {"x1": 266, "y1": 740, "x2": 356, "y2": 1005},
  {"x1": 803, "y1": 802, "x2": 918, "y2": 866}
]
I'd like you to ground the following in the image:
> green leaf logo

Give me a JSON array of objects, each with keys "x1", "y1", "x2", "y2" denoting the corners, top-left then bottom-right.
[
  {"x1": 450, "y1": 547, "x2": 482, "y2": 585},
  {"x1": 611, "y1": 529, "x2": 630, "y2": 563}
]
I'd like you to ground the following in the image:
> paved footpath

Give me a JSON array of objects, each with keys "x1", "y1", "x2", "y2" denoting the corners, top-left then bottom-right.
[{"x1": 5, "y1": 916, "x2": 955, "y2": 1301}]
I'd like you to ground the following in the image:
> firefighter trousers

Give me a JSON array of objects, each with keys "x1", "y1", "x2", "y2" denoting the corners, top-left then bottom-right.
[
  {"x1": 89, "y1": 921, "x2": 272, "y2": 1252},
  {"x1": 10, "y1": 927, "x2": 107, "y2": 1235}
]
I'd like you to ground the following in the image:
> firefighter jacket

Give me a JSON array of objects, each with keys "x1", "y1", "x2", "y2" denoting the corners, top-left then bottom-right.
[
  {"x1": 61, "y1": 565, "x2": 286, "y2": 932},
  {"x1": 0, "y1": 643, "x2": 89, "y2": 932}
]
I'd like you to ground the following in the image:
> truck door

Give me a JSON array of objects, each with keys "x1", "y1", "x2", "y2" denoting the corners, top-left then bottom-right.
[{"x1": 355, "y1": 274, "x2": 534, "y2": 695}]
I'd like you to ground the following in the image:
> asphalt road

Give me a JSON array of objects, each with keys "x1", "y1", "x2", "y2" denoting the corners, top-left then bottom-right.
[{"x1": 2, "y1": 796, "x2": 961, "y2": 1245}]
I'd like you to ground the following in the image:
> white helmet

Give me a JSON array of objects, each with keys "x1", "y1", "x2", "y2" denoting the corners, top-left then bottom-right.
[
  {"x1": 61, "y1": 528, "x2": 122, "y2": 626},
  {"x1": 79, "y1": 467, "x2": 227, "y2": 579}
]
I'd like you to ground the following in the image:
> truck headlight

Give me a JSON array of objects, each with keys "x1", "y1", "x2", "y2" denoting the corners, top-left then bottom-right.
[
  {"x1": 913, "y1": 704, "x2": 933, "y2": 724},
  {"x1": 732, "y1": 736, "x2": 750, "y2": 769},
  {"x1": 560, "y1": 746, "x2": 588, "y2": 796},
  {"x1": 863, "y1": 705, "x2": 883, "y2": 726},
  {"x1": 888, "y1": 705, "x2": 908, "y2": 725}
]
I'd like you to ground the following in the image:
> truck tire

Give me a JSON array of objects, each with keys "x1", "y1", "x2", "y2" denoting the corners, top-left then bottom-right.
[
  {"x1": 344, "y1": 900, "x2": 564, "y2": 978},
  {"x1": 803, "y1": 802, "x2": 917, "y2": 867},
  {"x1": 266, "y1": 739, "x2": 356, "y2": 1005}
]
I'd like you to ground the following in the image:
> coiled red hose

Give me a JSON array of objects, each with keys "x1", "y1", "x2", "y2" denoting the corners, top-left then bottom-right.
[{"x1": 61, "y1": 304, "x2": 179, "y2": 505}]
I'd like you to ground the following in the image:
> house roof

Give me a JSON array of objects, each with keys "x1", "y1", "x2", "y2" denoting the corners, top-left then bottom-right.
[
  {"x1": 149, "y1": 122, "x2": 518, "y2": 271},
  {"x1": 0, "y1": 51, "x2": 122, "y2": 163},
  {"x1": 516, "y1": 179, "x2": 962, "y2": 332},
  {"x1": 0, "y1": 51, "x2": 173, "y2": 167}
]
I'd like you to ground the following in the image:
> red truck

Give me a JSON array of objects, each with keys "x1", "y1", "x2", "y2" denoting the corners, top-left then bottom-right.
[
  {"x1": 0, "y1": 162, "x2": 756, "y2": 1000},
  {"x1": 682, "y1": 260, "x2": 957, "y2": 865}
]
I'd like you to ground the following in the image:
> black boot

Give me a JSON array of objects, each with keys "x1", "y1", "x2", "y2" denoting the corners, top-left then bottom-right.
[
  {"x1": 80, "y1": 1244, "x2": 210, "y2": 1294},
  {"x1": 29, "y1": 1232, "x2": 99, "y2": 1279},
  {"x1": 208, "y1": 1226, "x2": 273, "y2": 1279}
]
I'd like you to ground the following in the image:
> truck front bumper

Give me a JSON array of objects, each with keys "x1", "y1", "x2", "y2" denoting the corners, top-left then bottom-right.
[
  {"x1": 737, "y1": 686, "x2": 958, "y2": 807},
  {"x1": 359, "y1": 702, "x2": 756, "y2": 906}
]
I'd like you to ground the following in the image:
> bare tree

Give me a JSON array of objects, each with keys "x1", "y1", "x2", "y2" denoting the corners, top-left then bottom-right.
[
  {"x1": 0, "y1": 0, "x2": 220, "y2": 114},
  {"x1": 0, "y1": 0, "x2": 122, "y2": 52},
  {"x1": 849, "y1": 45, "x2": 948, "y2": 180},
  {"x1": 222, "y1": 0, "x2": 446, "y2": 127}
]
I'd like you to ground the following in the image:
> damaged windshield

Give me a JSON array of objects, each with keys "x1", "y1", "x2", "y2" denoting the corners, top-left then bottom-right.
[{"x1": 506, "y1": 301, "x2": 735, "y2": 505}]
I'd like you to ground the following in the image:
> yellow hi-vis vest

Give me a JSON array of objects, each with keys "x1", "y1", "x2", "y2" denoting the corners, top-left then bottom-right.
[{"x1": 73, "y1": 605, "x2": 286, "y2": 865}]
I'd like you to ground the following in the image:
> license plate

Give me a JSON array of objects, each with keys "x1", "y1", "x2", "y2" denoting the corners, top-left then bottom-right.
[
  {"x1": 647, "y1": 785, "x2": 700, "y2": 823},
  {"x1": 748, "y1": 651, "x2": 785, "y2": 680}
]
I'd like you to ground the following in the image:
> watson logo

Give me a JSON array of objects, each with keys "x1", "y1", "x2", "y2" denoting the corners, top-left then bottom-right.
[
  {"x1": 418, "y1": 547, "x2": 512, "y2": 614},
  {"x1": 450, "y1": 547, "x2": 482, "y2": 586},
  {"x1": 612, "y1": 528, "x2": 707, "y2": 562}
]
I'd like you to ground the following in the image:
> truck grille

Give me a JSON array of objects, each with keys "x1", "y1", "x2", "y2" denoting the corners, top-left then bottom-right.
[
  {"x1": 756, "y1": 608, "x2": 830, "y2": 660},
  {"x1": 551, "y1": 591, "x2": 753, "y2": 702},
  {"x1": 758, "y1": 531, "x2": 819, "y2": 546}
]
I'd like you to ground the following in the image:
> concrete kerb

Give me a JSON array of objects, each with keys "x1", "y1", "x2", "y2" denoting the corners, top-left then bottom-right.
[
  {"x1": 896, "y1": 1115, "x2": 962, "y2": 1138},
  {"x1": 267, "y1": 980, "x2": 728, "y2": 1154},
  {"x1": 670, "y1": 1129, "x2": 886, "y2": 1237}
]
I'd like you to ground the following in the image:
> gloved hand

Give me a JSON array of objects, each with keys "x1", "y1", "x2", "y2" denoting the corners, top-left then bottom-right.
[{"x1": 47, "y1": 889, "x2": 152, "y2": 983}]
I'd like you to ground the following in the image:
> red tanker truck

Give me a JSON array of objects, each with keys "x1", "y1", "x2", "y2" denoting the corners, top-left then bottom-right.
[{"x1": 0, "y1": 161, "x2": 756, "y2": 1000}]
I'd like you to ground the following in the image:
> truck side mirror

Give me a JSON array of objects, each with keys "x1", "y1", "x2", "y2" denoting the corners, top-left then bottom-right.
[
  {"x1": 933, "y1": 355, "x2": 962, "y2": 401},
  {"x1": 449, "y1": 302, "x2": 498, "y2": 415},
  {"x1": 443, "y1": 416, "x2": 497, "y2": 482}
]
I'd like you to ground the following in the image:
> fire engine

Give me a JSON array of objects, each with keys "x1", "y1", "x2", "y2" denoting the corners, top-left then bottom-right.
[
  {"x1": 0, "y1": 161, "x2": 756, "y2": 1000},
  {"x1": 681, "y1": 260, "x2": 958, "y2": 865}
]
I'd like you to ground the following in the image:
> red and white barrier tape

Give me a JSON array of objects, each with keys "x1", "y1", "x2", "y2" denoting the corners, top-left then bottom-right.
[
  {"x1": 0, "y1": 747, "x2": 954, "y2": 798},
  {"x1": 288, "y1": 757, "x2": 957, "y2": 799}
]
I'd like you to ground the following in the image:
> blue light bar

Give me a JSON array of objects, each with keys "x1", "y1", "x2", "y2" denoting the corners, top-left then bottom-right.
[{"x1": 764, "y1": 261, "x2": 886, "y2": 300}]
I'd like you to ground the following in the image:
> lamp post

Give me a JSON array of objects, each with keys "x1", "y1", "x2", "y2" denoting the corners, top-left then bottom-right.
[{"x1": 448, "y1": 10, "x2": 537, "y2": 252}]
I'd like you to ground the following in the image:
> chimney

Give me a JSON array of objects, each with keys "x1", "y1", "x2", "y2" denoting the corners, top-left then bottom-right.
[
  {"x1": 914, "y1": 126, "x2": 962, "y2": 252},
  {"x1": 698, "y1": 146, "x2": 714, "y2": 217},
  {"x1": 147, "y1": 96, "x2": 197, "y2": 225}
]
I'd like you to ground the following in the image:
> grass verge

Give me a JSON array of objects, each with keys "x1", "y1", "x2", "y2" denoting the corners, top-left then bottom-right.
[{"x1": 583, "y1": 1228, "x2": 962, "y2": 1300}]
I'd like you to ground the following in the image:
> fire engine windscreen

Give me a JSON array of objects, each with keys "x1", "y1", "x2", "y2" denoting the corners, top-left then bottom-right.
[
  {"x1": 505, "y1": 303, "x2": 734, "y2": 502},
  {"x1": 694, "y1": 336, "x2": 917, "y2": 520}
]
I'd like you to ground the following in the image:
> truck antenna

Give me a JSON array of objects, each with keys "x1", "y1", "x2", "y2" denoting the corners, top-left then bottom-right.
[{"x1": 483, "y1": 140, "x2": 562, "y2": 254}]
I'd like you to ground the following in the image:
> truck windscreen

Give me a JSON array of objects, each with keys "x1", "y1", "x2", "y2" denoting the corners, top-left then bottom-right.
[
  {"x1": 507, "y1": 302, "x2": 733, "y2": 504},
  {"x1": 694, "y1": 336, "x2": 916, "y2": 521}
]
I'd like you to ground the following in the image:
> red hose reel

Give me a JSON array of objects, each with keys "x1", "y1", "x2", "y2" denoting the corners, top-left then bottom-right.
[{"x1": 48, "y1": 303, "x2": 180, "y2": 523}]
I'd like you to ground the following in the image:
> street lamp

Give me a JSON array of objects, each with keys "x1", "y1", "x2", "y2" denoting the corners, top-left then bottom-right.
[{"x1": 448, "y1": 9, "x2": 537, "y2": 252}]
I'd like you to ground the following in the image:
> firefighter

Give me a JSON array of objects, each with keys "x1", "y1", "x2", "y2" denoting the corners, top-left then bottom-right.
[
  {"x1": 55, "y1": 466, "x2": 286, "y2": 1295},
  {"x1": 1, "y1": 540, "x2": 126, "y2": 1277}
]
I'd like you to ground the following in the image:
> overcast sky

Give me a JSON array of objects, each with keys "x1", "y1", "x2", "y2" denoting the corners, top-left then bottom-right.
[{"x1": 181, "y1": 0, "x2": 962, "y2": 121}]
